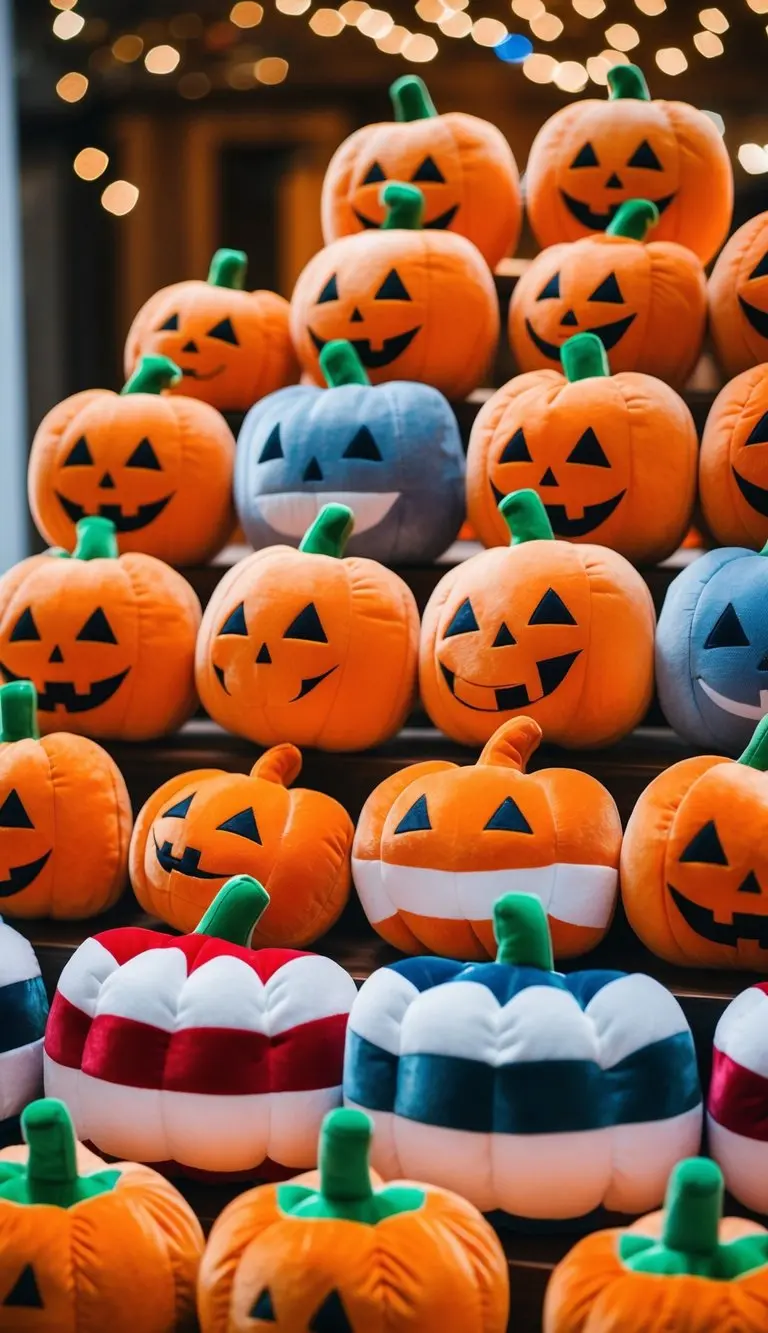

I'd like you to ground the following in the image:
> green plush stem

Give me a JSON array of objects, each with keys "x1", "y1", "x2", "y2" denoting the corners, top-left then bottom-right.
[
  {"x1": 0, "y1": 681, "x2": 40, "y2": 743},
  {"x1": 390, "y1": 75, "x2": 437, "y2": 122},
  {"x1": 607, "y1": 64, "x2": 651, "y2": 101},
  {"x1": 195, "y1": 875, "x2": 270, "y2": 946},
  {"x1": 121, "y1": 354, "x2": 182, "y2": 396},
  {"x1": 738, "y1": 716, "x2": 768, "y2": 771},
  {"x1": 207, "y1": 248, "x2": 248, "y2": 290},
  {"x1": 606, "y1": 199, "x2": 659, "y2": 242},
  {"x1": 300, "y1": 503, "x2": 354, "y2": 557},
  {"x1": 499, "y1": 490, "x2": 555, "y2": 545},
  {"x1": 494, "y1": 893, "x2": 554, "y2": 971},
  {"x1": 381, "y1": 182, "x2": 425, "y2": 231},
  {"x1": 0, "y1": 1100, "x2": 120, "y2": 1207},
  {"x1": 320, "y1": 340, "x2": 370, "y2": 388},
  {"x1": 561, "y1": 333, "x2": 610, "y2": 382},
  {"x1": 72, "y1": 517, "x2": 119, "y2": 561}
]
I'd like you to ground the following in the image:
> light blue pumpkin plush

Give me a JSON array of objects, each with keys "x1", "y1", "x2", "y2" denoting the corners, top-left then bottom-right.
[
  {"x1": 657, "y1": 545, "x2": 768, "y2": 754},
  {"x1": 234, "y1": 339, "x2": 465, "y2": 563}
]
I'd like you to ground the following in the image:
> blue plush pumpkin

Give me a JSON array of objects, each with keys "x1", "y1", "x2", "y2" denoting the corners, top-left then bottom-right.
[
  {"x1": 657, "y1": 545, "x2": 768, "y2": 753},
  {"x1": 234, "y1": 339, "x2": 465, "y2": 563}
]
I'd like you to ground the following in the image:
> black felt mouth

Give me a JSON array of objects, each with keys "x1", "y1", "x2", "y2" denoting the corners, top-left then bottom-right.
[
  {"x1": 560, "y1": 190, "x2": 676, "y2": 231},
  {"x1": 732, "y1": 466, "x2": 768, "y2": 517},
  {"x1": 56, "y1": 493, "x2": 174, "y2": 533},
  {"x1": 153, "y1": 834, "x2": 225, "y2": 880},
  {"x1": 353, "y1": 204, "x2": 459, "y2": 231},
  {"x1": 490, "y1": 482, "x2": 626, "y2": 536},
  {"x1": 525, "y1": 314, "x2": 636, "y2": 363},
  {"x1": 0, "y1": 850, "x2": 52, "y2": 898},
  {"x1": 439, "y1": 651, "x2": 581, "y2": 712},
  {"x1": 0, "y1": 663, "x2": 130, "y2": 713},
  {"x1": 290, "y1": 664, "x2": 339, "y2": 702},
  {"x1": 179, "y1": 365, "x2": 226, "y2": 381},
  {"x1": 737, "y1": 295, "x2": 768, "y2": 340},
  {"x1": 668, "y1": 884, "x2": 768, "y2": 947},
  {"x1": 309, "y1": 327, "x2": 421, "y2": 369}
]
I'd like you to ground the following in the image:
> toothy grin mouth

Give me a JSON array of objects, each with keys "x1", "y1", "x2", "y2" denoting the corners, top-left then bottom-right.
[
  {"x1": 0, "y1": 663, "x2": 130, "y2": 713},
  {"x1": 490, "y1": 483, "x2": 625, "y2": 536},
  {"x1": 697, "y1": 678, "x2": 768, "y2": 721},
  {"x1": 732, "y1": 467, "x2": 768, "y2": 517},
  {"x1": 153, "y1": 835, "x2": 226, "y2": 880},
  {"x1": 56, "y1": 493, "x2": 174, "y2": 533},
  {"x1": 439, "y1": 651, "x2": 581, "y2": 711},
  {"x1": 256, "y1": 492, "x2": 400, "y2": 537},
  {"x1": 309, "y1": 327, "x2": 421, "y2": 369},
  {"x1": 353, "y1": 204, "x2": 460, "y2": 231},
  {"x1": 737, "y1": 296, "x2": 768, "y2": 340},
  {"x1": 0, "y1": 850, "x2": 52, "y2": 898},
  {"x1": 179, "y1": 365, "x2": 226, "y2": 381},
  {"x1": 560, "y1": 191, "x2": 676, "y2": 231},
  {"x1": 525, "y1": 314, "x2": 636, "y2": 363},
  {"x1": 668, "y1": 885, "x2": 768, "y2": 947}
]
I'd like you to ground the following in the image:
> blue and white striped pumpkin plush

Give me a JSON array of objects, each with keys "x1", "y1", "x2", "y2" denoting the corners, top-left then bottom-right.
[
  {"x1": 0, "y1": 918, "x2": 48, "y2": 1143},
  {"x1": 344, "y1": 893, "x2": 702, "y2": 1224}
]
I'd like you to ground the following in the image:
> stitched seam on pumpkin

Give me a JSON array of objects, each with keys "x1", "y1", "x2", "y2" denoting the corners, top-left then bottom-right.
[
  {"x1": 314, "y1": 562, "x2": 354, "y2": 749},
  {"x1": 116, "y1": 560, "x2": 143, "y2": 733},
  {"x1": 723, "y1": 370, "x2": 766, "y2": 547}
]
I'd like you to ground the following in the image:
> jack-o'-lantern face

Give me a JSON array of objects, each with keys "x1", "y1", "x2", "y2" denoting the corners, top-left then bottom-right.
[
  {"x1": 522, "y1": 255, "x2": 640, "y2": 367},
  {"x1": 0, "y1": 786, "x2": 52, "y2": 901},
  {"x1": 709, "y1": 215, "x2": 768, "y2": 379},
  {"x1": 555, "y1": 117, "x2": 678, "y2": 235},
  {"x1": 51, "y1": 409, "x2": 176, "y2": 537},
  {"x1": 140, "y1": 289, "x2": 247, "y2": 396},
  {"x1": 689, "y1": 568, "x2": 768, "y2": 747},
  {"x1": 151, "y1": 780, "x2": 269, "y2": 892},
  {"x1": 728, "y1": 408, "x2": 768, "y2": 520},
  {"x1": 305, "y1": 262, "x2": 425, "y2": 374},
  {"x1": 347, "y1": 149, "x2": 458, "y2": 234},
  {"x1": 736, "y1": 248, "x2": 768, "y2": 345}
]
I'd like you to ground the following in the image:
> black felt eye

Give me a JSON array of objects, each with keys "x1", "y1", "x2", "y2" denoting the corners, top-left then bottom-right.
[
  {"x1": 259, "y1": 424, "x2": 283, "y2": 462},
  {"x1": 492, "y1": 622, "x2": 516, "y2": 647},
  {"x1": 158, "y1": 313, "x2": 179, "y2": 332},
  {"x1": 627, "y1": 139, "x2": 663, "y2": 170},
  {"x1": 361, "y1": 161, "x2": 386, "y2": 185},
  {"x1": 0, "y1": 790, "x2": 34, "y2": 830},
  {"x1": 208, "y1": 317, "x2": 238, "y2": 346},
  {"x1": 588, "y1": 273, "x2": 623, "y2": 304},
  {"x1": 343, "y1": 427, "x2": 382, "y2": 461},
  {"x1": 394, "y1": 794, "x2": 431, "y2": 835},
  {"x1": 570, "y1": 143, "x2": 599, "y2": 168},
  {"x1": 679, "y1": 820, "x2": 728, "y2": 866},
  {"x1": 537, "y1": 273, "x2": 560, "y2": 301},
  {"x1": 76, "y1": 608, "x2": 118, "y2": 644},
  {"x1": 485, "y1": 796, "x2": 533, "y2": 834},
  {"x1": 444, "y1": 598, "x2": 479, "y2": 637},
  {"x1": 746, "y1": 413, "x2": 768, "y2": 446},
  {"x1": 163, "y1": 794, "x2": 194, "y2": 818},
  {"x1": 412, "y1": 155, "x2": 445, "y2": 184},
  {"x1": 317, "y1": 275, "x2": 339, "y2": 304},
  {"x1": 249, "y1": 1287, "x2": 276, "y2": 1320},
  {"x1": 704, "y1": 603, "x2": 749, "y2": 650},
  {"x1": 126, "y1": 438, "x2": 162, "y2": 470},
  {"x1": 63, "y1": 436, "x2": 93, "y2": 467},
  {"x1": 284, "y1": 603, "x2": 327, "y2": 642},
  {"x1": 217, "y1": 808, "x2": 261, "y2": 843},
  {"x1": 2, "y1": 1265, "x2": 43, "y2": 1309},
  {"x1": 9, "y1": 608, "x2": 40, "y2": 643},
  {"x1": 219, "y1": 603, "x2": 248, "y2": 636},
  {"x1": 749, "y1": 252, "x2": 768, "y2": 280},
  {"x1": 499, "y1": 428, "x2": 531, "y2": 463},
  {"x1": 309, "y1": 1290, "x2": 354, "y2": 1333},
  {"x1": 374, "y1": 269, "x2": 411, "y2": 301},
  {"x1": 567, "y1": 428, "x2": 610, "y2": 467},
  {"x1": 529, "y1": 588, "x2": 577, "y2": 626}
]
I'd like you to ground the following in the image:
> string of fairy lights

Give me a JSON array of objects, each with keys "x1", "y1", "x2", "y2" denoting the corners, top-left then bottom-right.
[{"x1": 47, "y1": 0, "x2": 768, "y2": 215}]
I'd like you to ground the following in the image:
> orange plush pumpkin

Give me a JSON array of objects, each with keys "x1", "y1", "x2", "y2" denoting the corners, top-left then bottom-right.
[
  {"x1": 710, "y1": 211, "x2": 768, "y2": 378},
  {"x1": 526, "y1": 63, "x2": 733, "y2": 266},
  {"x1": 509, "y1": 199, "x2": 706, "y2": 390},
  {"x1": 353, "y1": 715, "x2": 621, "y2": 960},
  {"x1": 196, "y1": 503, "x2": 419, "y2": 751},
  {"x1": 0, "y1": 679, "x2": 131, "y2": 918},
  {"x1": 130, "y1": 742, "x2": 352, "y2": 940},
  {"x1": 321, "y1": 74, "x2": 521, "y2": 269},
  {"x1": 0, "y1": 1097, "x2": 203, "y2": 1331},
  {"x1": 124, "y1": 249, "x2": 298, "y2": 413},
  {"x1": 419, "y1": 488, "x2": 655, "y2": 748},
  {"x1": 29, "y1": 355, "x2": 235, "y2": 566},
  {"x1": 467, "y1": 331, "x2": 697, "y2": 563},
  {"x1": 543, "y1": 1157, "x2": 768, "y2": 1333},
  {"x1": 291, "y1": 182, "x2": 499, "y2": 399},
  {"x1": 621, "y1": 714, "x2": 768, "y2": 969},
  {"x1": 0, "y1": 517, "x2": 201, "y2": 741},
  {"x1": 198, "y1": 1107, "x2": 510, "y2": 1333},
  {"x1": 700, "y1": 363, "x2": 768, "y2": 549}
]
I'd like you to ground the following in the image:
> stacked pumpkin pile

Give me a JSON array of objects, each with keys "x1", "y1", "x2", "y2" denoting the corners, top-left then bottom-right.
[{"x1": 4, "y1": 63, "x2": 768, "y2": 1332}]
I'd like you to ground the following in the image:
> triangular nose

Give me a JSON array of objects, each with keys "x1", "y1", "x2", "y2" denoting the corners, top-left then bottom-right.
[
  {"x1": 99, "y1": 472, "x2": 116, "y2": 489},
  {"x1": 350, "y1": 307, "x2": 364, "y2": 323},
  {"x1": 606, "y1": 173, "x2": 623, "y2": 189},
  {"x1": 303, "y1": 457, "x2": 323, "y2": 482},
  {"x1": 181, "y1": 340, "x2": 198, "y2": 353},
  {"x1": 560, "y1": 310, "x2": 578, "y2": 327},
  {"x1": 540, "y1": 467, "x2": 557, "y2": 486},
  {"x1": 256, "y1": 643, "x2": 272, "y2": 665},
  {"x1": 49, "y1": 645, "x2": 64, "y2": 664},
  {"x1": 738, "y1": 870, "x2": 762, "y2": 894}
]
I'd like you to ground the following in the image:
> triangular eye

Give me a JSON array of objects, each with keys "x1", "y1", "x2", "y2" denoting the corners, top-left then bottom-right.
[
  {"x1": 444, "y1": 598, "x2": 479, "y2": 637},
  {"x1": 361, "y1": 161, "x2": 386, "y2": 185},
  {"x1": 567, "y1": 428, "x2": 610, "y2": 467},
  {"x1": 259, "y1": 423, "x2": 284, "y2": 462},
  {"x1": 126, "y1": 438, "x2": 162, "y2": 470},
  {"x1": 679, "y1": 820, "x2": 728, "y2": 866},
  {"x1": 537, "y1": 273, "x2": 560, "y2": 301},
  {"x1": 208, "y1": 317, "x2": 239, "y2": 346},
  {"x1": 484, "y1": 796, "x2": 533, "y2": 834},
  {"x1": 310, "y1": 1289, "x2": 354, "y2": 1333},
  {"x1": 529, "y1": 588, "x2": 577, "y2": 626},
  {"x1": 0, "y1": 789, "x2": 34, "y2": 831},
  {"x1": 588, "y1": 273, "x2": 623, "y2": 304},
  {"x1": 158, "y1": 313, "x2": 179, "y2": 332},
  {"x1": 412, "y1": 155, "x2": 445, "y2": 184},
  {"x1": 499, "y1": 428, "x2": 531, "y2": 464},
  {"x1": 284, "y1": 602, "x2": 327, "y2": 642},
  {"x1": 343, "y1": 427, "x2": 382, "y2": 461},
  {"x1": 570, "y1": 142, "x2": 599, "y2": 168},
  {"x1": 9, "y1": 607, "x2": 40, "y2": 643},
  {"x1": 249, "y1": 1286, "x2": 277, "y2": 1320},
  {"x1": 627, "y1": 139, "x2": 663, "y2": 170},
  {"x1": 704, "y1": 603, "x2": 749, "y2": 650},
  {"x1": 394, "y1": 794, "x2": 431, "y2": 835},
  {"x1": 746, "y1": 412, "x2": 768, "y2": 445},
  {"x1": 217, "y1": 807, "x2": 261, "y2": 843},
  {"x1": 76, "y1": 608, "x2": 118, "y2": 644},
  {"x1": 317, "y1": 275, "x2": 339, "y2": 304},
  {"x1": 492, "y1": 622, "x2": 516, "y2": 647},
  {"x1": 163, "y1": 794, "x2": 194, "y2": 818},
  {"x1": 3, "y1": 1265, "x2": 43, "y2": 1309},
  {"x1": 63, "y1": 436, "x2": 93, "y2": 467},
  {"x1": 219, "y1": 602, "x2": 248, "y2": 636},
  {"x1": 374, "y1": 269, "x2": 411, "y2": 301},
  {"x1": 749, "y1": 252, "x2": 768, "y2": 280}
]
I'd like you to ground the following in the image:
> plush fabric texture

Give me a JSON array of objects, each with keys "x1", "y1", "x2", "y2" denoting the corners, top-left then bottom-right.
[
  {"x1": 0, "y1": 920, "x2": 48, "y2": 1128},
  {"x1": 656, "y1": 546, "x2": 768, "y2": 754},
  {"x1": 699, "y1": 364, "x2": 768, "y2": 550},
  {"x1": 321, "y1": 74, "x2": 522, "y2": 269},
  {"x1": 353, "y1": 716, "x2": 621, "y2": 959},
  {"x1": 130, "y1": 743, "x2": 353, "y2": 940},
  {"x1": 28, "y1": 356, "x2": 236, "y2": 566},
  {"x1": 708, "y1": 983, "x2": 768, "y2": 1215},
  {"x1": 525, "y1": 63, "x2": 733, "y2": 266},
  {"x1": 0, "y1": 518, "x2": 201, "y2": 742},
  {"x1": 709, "y1": 211, "x2": 768, "y2": 379},
  {"x1": 467, "y1": 333, "x2": 697, "y2": 563}
]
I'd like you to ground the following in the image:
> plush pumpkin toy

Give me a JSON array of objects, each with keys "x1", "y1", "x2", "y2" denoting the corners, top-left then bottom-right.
[
  {"x1": 124, "y1": 248, "x2": 299, "y2": 414},
  {"x1": 543, "y1": 1157, "x2": 768, "y2": 1333},
  {"x1": 525, "y1": 63, "x2": 733, "y2": 266},
  {"x1": 508, "y1": 199, "x2": 707, "y2": 390},
  {"x1": 344, "y1": 892, "x2": 702, "y2": 1222},
  {"x1": 28, "y1": 354, "x2": 236, "y2": 566},
  {"x1": 621, "y1": 714, "x2": 768, "y2": 969},
  {"x1": 291, "y1": 182, "x2": 499, "y2": 400},
  {"x1": 196, "y1": 503, "x2": 419, "y2": 751},
  {"x1": 353, "y1": 715, "x2": 621, "y2": 960},
  {"x1": 234, "y1": 339, "x2": 465, "y2": 563},
  {"x1": 198, "y1": 1107, "x2": 510, "y2": 1333},
  {"x1": 0, "y1": 1097, "x2": 203, "y2": 1330},
  {"x1": 656, "y1": 542, "x2": 768, "y2": 754},
  {"x1": 419, "y1": 488, "x2": 655, "y2": 748},
  {"x1": 709, "y1": 211, "x2": 768, "y2": 378},
  {"x1": 0, "y1": 918, "x2": 48, "y2": 1143},
  {"x1": 700, "y1": 364, "x2": 768, "y2": 550},
  {"x1": 44, "y1": 874, "x2": 357, "y2": 1178},
  {"x1": 130, "y1": 741, "x2": 352, "y2": 940},
  {"x1": 467, "y1": 332, "x2": 697, "y2": 563},
  {"x1": 0, "y1": 516, "x2": 201, "y2": 741},
  {"x1": 321, "y1": 74, "x2": 522, "y2": 270},
  {"x1": 709, "y1": 982, "x2": 768, "y2": 1215}
]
